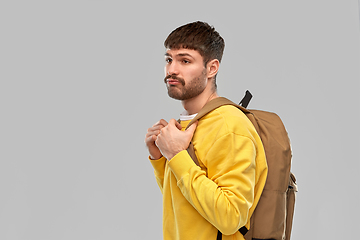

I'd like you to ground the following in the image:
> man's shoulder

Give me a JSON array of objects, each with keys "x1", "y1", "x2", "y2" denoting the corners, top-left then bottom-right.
[
  {"x1": 205, "y1": 104, "x2": 248, "y2": 123},
  {"x1": 200, "y1": 104, "x2": 255, "y2": 136}
]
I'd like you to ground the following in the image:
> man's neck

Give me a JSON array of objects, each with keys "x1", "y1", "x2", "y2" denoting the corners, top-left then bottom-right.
[{"x1": 181, "y1": 91, "x2": 219, "y2": 115}]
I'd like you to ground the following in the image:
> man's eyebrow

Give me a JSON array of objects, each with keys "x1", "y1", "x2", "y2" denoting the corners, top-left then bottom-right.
[
  {"x1": 164, "y1": 52, "x2": 194, "y2": 59},
  {"x1": 177, "y1": 53, "x2": 194, "y2": 58}
]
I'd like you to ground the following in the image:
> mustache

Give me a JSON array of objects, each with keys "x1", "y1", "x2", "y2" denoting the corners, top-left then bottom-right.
[{"x1": 164, "y1": 75, "x2": 185, "y2": 86}]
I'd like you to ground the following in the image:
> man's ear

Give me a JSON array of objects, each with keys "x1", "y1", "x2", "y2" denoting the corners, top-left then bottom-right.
[{"x1": 206, "y1": 59, "x2": 220, "y2": 79}]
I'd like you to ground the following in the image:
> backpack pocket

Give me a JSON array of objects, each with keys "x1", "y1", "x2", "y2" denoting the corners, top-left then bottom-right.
[{"x1": 246, "y1": 173, "x2": 297, "y2": 240}]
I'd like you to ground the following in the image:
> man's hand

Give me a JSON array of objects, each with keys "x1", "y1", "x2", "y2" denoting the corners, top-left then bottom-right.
[
  {"x1": 155, "y1": 119, "x2": 198, "y2": 160},
  {"x1": 145, "y1": 119, "x2": 169, "y2": 160}
]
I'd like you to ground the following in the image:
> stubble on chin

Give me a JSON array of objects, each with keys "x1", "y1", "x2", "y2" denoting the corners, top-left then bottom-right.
[
  {"x1": 167, "y1": 85, "x2": 184, "y2": 100},
  {"x1": 164, "y1": 69, "x2": 208, "y2": 101},
  {"x1": 166, "y1": 78, "x2": 206, "y2": 101}
]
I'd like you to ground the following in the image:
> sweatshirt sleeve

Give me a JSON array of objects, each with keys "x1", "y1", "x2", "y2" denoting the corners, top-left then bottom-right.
[
  {"x1": 168, "y1": 133, "x2": 256, "y2": 235},
  {"x1": 149, "y1": 156, "x2": 167, "y2": 193}
]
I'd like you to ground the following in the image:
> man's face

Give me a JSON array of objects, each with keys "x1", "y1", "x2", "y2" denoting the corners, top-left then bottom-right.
[{"x1": 164, "y1": 48, "x2": 208, "y2": 100}]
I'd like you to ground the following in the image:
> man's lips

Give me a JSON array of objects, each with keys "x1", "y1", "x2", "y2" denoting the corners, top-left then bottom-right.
[
  {"x1": 164, "y1": 75, "x2": 185, "y2": 86},
  {"x1": 167, "y1": 79, "x2": 181, "y2": 85}
]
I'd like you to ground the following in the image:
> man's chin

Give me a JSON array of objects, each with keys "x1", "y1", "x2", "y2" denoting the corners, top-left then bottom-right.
[
  {"x1": 167, "y1": 88, "x2": 203, "y2": 101},
  {"x1": 167, "y1": 87, "x2": 182, "y2": 100},
  {"x1": 168, "y1": 93, "x2": 196, "y2": 101},
  {"x1": 168, "y1": 93, "x2": 183, "y2": 100},
  {"x1": 167, "y1": 91, "x2": 187, "y2": 101}
]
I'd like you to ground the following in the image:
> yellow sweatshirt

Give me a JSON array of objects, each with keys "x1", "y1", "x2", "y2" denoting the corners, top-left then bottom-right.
[{"x1": 150, "y1": 105, "x2": 268, "y2": 240}]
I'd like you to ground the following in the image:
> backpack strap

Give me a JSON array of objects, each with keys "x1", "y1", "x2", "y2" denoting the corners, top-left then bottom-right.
[
  {"x1": 185, "y1": 97, "x2": 249, "y2": 130},
  {"x1": 177, "y1": 119, "x2": 200, "y2": 166},
  {"x1": 185, "y1": 95, "x2": 252, "y2": 166},
  {"x1": 239, "y1": 90, "x2": 252, "y2": 108},
  {"x1": 184, "y1": 94, "x2": 253, "y2": 240},
  {"x1": 185, "y1": 97, "x2": 242, "y2": 167}
]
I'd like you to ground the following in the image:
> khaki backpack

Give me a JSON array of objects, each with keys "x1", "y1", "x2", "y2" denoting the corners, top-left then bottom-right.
[{"x1": 185, "y1": 91, "x2": 297, "y2": 240}]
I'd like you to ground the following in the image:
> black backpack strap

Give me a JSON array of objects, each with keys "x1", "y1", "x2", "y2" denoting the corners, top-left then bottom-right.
[
  {"x1": 217, "y1": 230, "x2": 222, "y2": 240},
  {"x1": 239, "y1": 90, "x2": 252, "y2": 108},
  {"x1": 239, "y1": 226, "x2": 249, "y2": 236},
  {"x1": 217, "y1": 226, "x2": 248, "y2": 240}
]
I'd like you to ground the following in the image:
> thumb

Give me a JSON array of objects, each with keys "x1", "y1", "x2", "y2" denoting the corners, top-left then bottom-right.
[{"x1": 185, "y1": 121, "x2": 198, "y2": 136}]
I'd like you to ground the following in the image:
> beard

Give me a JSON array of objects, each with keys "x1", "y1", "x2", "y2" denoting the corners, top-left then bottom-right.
[{"x1": 164, "y1": 70, "x2": 207, "y2": 100}]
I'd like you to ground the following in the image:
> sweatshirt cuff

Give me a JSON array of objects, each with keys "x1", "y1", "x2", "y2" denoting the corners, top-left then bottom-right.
[
  {"x1": 168, "y1": 150, "x2": 197, "y2": 181},
  {"x1": 149, "y1": 156, "x2": 167, "y2": 177}
]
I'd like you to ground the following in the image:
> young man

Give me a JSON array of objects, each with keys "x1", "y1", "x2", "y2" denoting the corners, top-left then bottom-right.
[{"x1": 145, "y1": 21, "x2": 268, "y2": 240}]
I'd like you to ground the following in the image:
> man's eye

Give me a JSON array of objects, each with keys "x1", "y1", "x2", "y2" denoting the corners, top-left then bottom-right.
[
  {"x1": 183, "y1": 59, "x2": 190, "y2": 64},
  {"x1": 165, "y1": 58, "x2": 172, "y2": 63}
]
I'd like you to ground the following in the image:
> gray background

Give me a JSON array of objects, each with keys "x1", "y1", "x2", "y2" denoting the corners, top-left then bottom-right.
[{"x1": 1, "y1": 0, "x2": 359, "y2": 239}]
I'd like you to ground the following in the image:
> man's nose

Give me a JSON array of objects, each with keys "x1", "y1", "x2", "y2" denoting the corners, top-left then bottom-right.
[{"x1": 166, "y1": 62, "x2": 179, "y2": 76}]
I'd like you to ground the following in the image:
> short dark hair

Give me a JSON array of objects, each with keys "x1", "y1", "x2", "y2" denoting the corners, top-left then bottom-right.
[{"x1": 164, "y1": 21, "x2": 225, "y2": 66}]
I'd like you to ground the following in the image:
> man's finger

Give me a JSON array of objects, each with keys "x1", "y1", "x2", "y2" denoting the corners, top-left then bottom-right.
[
  {"x1": 186, "y1": 121, "x2": 198, "y2": 136},
  {"x1": 157, "y1": 119, "x2": 168, "y2": 127},
  {"x1": 145, "y1": 135, "x2": 156, "y2": 145},
  {"x1": 167, "y1": 119, "x2": 182, "y2": 131},
  {"x1": 175, "y1": 120, "x2": 182, "y2": 130},
  {"x1": 168, "y1": 118, "x2": 177, "y2": 125}
]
